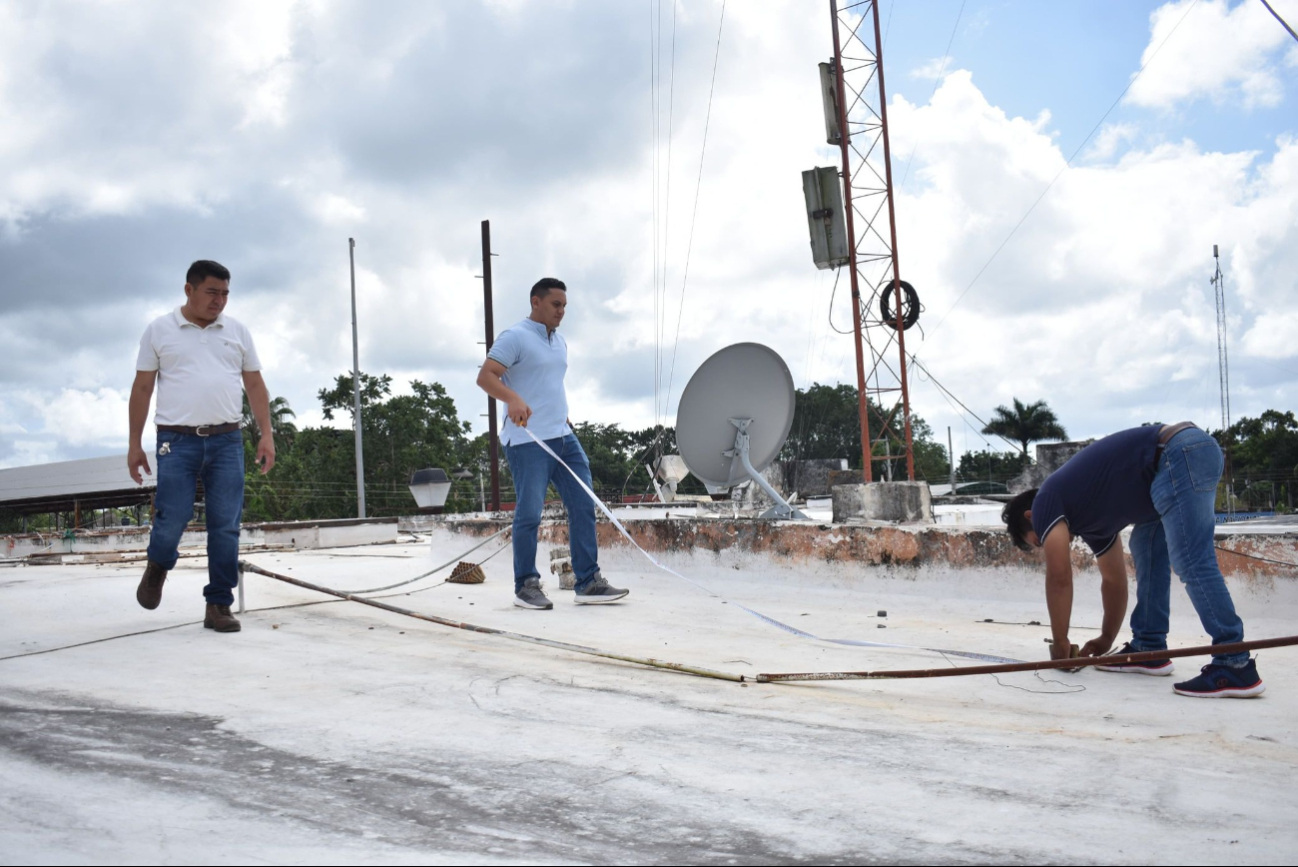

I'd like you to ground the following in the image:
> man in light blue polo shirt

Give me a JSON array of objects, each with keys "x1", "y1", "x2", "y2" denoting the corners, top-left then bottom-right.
[{"x1": 476, "y1": 277, "x2": 628, "y2": 610}]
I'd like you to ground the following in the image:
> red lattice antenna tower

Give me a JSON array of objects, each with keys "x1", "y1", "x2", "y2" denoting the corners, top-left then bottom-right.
[{"x1": 828, "y1": 0, "x2": 915, "y2": 481}]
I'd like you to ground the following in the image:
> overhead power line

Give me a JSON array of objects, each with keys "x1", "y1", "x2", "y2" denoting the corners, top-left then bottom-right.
[
  {"x1": 909, "y1": 355, "x2": 1020, "y2": 452},
  {"x1": 899, "y1": 0, "x2": 966, "y2": 188},
  {"x1": 661, "y1": 0, "x2": 727, "y2": 423},
  {"x1": 925, "y1": 0, "x2": 1203, "y2": 337}
]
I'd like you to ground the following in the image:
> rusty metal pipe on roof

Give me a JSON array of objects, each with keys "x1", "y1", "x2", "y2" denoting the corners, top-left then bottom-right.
[
  {"x1": 239, "y1": 560, "x2": 746, "y2": 683},
  {"x1": 757, "y1": 635, "x2": 1298, "y2": 682}
]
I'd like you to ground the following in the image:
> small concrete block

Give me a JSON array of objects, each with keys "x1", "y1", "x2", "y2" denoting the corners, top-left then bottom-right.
[
  {"x1": 832, "y1": 481, "x2": 933, "y2": 524},
  {"x1": 549, "y1": 547, "x2": 571, "y2": 561},
  {"x1": 558, "y1": 572, "x2": 575, "y2": 590}
]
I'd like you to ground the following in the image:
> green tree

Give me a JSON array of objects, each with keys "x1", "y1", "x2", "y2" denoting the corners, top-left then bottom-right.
[
  {"x1": 571, "y1": 422, "x2": 636, "y2": 496},
  {"x1": 250, "y1": 372, "x2": 475, "y2": 520},
  {"x1": 241, "y1": 393, "x2": 298, "y2": 446},
  {"x1": 779, "y1": 382, "x2": 950, "y2": 481},
  {"x1": 981, "y1": 398, "x2": 1068, "y2": 457},
  {"x1": 1215, "y1": 410, "x2": 1298, "y2": 513},
  {"x1": 957, "y1": 449, "x2": 1029, "y2": 483}
]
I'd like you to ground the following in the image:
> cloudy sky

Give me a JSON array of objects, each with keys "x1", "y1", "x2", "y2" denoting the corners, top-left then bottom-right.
[{"x1": 1, "y1": 0, "x2": 1296, "y2": 470}]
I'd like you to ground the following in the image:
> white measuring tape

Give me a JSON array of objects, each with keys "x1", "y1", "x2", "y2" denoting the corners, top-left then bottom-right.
[{"x1": 522, "y1": 428, "x2": 1020, "y2": 664}]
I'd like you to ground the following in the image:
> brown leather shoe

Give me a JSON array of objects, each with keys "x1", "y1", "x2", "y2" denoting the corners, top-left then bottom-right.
[
  {"x1": 135, "y1": 560, "x2": 169, "y2": 610},
  {"x1": 204, "y1": 604, "x2": 242, "y2": 633}
]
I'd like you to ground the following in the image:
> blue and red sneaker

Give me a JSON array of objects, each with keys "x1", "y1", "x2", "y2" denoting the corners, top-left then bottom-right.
[
  {"x1": 1095, "y1": 642, "x2": 1175, "y2": 676},
  {"x1": 1173, "y1": 657, "x2": 1266, "y2": 698}
]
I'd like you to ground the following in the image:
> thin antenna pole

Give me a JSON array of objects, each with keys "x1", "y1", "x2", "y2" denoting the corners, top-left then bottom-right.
[
  {"x1": 349, "y1": 238, "x2": 366, "y2": 519},
  {"x1": 1213, "y1": 244, "x2": 1233, "y2": 518},
  {"x1": 829, "y1": 0, "x2": 872, "y2": 481},
  {"x1": 482, "y1": 220, "x2": 501, "y2": 511}
]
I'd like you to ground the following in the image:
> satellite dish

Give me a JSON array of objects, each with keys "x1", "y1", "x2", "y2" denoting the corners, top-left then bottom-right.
[{"x1": 676, "y1": 343, "x2": 808, "y2": 520}]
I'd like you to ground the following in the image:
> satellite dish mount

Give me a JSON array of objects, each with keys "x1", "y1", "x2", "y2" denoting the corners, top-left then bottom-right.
[{"x1": 723, "y1": 417, "x2": 808, "y2": 520}]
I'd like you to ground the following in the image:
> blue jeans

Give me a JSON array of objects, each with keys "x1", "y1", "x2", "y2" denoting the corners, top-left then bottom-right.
[
  {"x1": 504, "y1": 434, "x2": 600, "y2": 593},
  {"x1": 146, "y1": 430, "x2": 245, "y2": 606},
  {"x1": 1128, "y1": 428, "x2": 1247, "y2": 666}
]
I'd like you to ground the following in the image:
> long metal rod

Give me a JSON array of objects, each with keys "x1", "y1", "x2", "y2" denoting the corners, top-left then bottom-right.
[
  {"x1": 830, "y1": 0, "x2": 873, "y2": 481},
  {"x1": 348, "y1": 238, "x2": 366, "y2": 519},
  {"x1": 482, "y1": 220, "x2": 501, "y2": 511},
  {"x1": 870, "y1": 0, "x2": 915, "y2": 481},
  {"x1": 757, "y1": 635, "x2": 1298, "y2": 682},
  {"x1": 239, "y1": 561, "x2": 746, "y2": 683}
]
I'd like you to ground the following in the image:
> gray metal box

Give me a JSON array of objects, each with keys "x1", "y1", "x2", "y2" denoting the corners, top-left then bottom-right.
[{"x1": 802, "y1": 166, "x2": 850, "y2": 270}]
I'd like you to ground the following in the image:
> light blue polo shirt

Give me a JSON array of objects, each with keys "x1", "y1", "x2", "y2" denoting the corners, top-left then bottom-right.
[{"x1": 487, "y1": 318, "x2": 572, "y2": 446}]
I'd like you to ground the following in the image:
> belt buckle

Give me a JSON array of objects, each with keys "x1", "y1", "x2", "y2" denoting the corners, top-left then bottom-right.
[{"x1": 196, "y1": 425, "x2": 211, "y2": 437}]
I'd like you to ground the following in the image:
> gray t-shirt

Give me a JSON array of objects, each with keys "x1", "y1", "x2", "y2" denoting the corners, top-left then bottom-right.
[{"x1": 487, "y1": 318, "x2": 571, "y2": 446}]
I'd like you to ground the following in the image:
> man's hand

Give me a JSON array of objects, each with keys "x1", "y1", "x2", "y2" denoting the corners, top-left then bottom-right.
[
  {"x1": 508, "y1": 398, "x2": 532, "y2": 427},
  {"x1": 1079, "y1": 634, "x2": 1116, "y2": 658},
  {"x1": 1050, "y1": 639, "x2": 1084, "y2": 672},
  {"x1": 127, "y1": 445, "x2": 152, "y2": 485},
  {"x1": 255, "y1": 433, "x2": 276, "y2": 474}
]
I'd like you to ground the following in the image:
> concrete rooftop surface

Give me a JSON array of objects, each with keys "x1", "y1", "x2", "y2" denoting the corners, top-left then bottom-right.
[{"x1": 3, "y1": 528, "x2": 1297, "y2": 865}]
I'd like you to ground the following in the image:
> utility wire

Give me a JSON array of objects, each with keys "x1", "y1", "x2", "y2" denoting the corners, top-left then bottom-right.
[
  {"x1": 898, "y1": 0, "x2": 966, "y2": 188},
  {"x1": 827, "y1": 267, "x2": 853, "y2": 335},
  {"x1": 661, "y1": 0, "x2": 728, "y2": 422},
  {"x1": 910, "y1": 355, "x2": 1020, "y2": 451},
  {"x1": 925, "y1": 0, "x2": 1202, "y2": 337}
]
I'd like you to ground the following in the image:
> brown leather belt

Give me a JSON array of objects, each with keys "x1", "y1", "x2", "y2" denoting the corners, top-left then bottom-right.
[
  {"x1": 157, "y1": 423, "x2": 241, "y2": 437},
  {"x1": 1157, "y1": 421, "x2": 1197, "y2": 448}
]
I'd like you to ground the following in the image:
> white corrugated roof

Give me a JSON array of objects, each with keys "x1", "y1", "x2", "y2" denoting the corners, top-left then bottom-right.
[{"x1": 0, "y1": 454, "x2": 154, "y2": 504}]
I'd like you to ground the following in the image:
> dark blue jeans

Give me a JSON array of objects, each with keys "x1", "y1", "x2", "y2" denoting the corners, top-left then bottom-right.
[
  {"x1": 504, "y1": 433, "x2": 600, "y2": 593},
  {"x1": 1128, "y1": 428, "x2": 1247, "y2": 666},
  {"x1": 146, "y1": 430, "x2": 245, "y2": 606}
]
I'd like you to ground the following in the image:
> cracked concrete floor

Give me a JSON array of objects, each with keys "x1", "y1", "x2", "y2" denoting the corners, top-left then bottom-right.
[{"x1": 2, "y1": 530, "x2": 1297, "y2": 864}]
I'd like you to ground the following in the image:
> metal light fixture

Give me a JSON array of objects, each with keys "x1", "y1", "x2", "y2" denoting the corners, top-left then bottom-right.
[{"x1": 409, "y1": 468, "x2": 452, "y2": 513}]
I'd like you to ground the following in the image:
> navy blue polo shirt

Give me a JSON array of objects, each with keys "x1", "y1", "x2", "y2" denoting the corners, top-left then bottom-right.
[{"x1": 1031, "y1": 425, "x2": 1162, "y2": 556}]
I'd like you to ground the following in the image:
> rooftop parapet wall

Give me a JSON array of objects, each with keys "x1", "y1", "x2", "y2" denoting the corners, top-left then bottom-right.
[{"x1": 435, "y1": 516, "x2": 1298, "y2": 581}]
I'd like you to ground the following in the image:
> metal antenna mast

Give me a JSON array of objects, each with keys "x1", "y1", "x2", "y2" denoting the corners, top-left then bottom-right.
[
  {"x1": 828, "y1": 0, "x2": 915, "y2": 482},
  {"x1": 1211, "y1": 243, "x2": 1233, "y2": 517},
  {"x1": 348, "y1": 237, "x2": 366, "y2": 519},
  {"x1": 1211, "y1": 244, "x2": 1231, "y2": 434}
]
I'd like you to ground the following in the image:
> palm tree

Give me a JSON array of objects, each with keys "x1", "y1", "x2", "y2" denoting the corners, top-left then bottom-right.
[
  {"x1": 982, "y1": 398, "x2": 1067, "y2": 458},
  {"x1": 243, "y1": 395, "x2": 297, "y2": 446}
]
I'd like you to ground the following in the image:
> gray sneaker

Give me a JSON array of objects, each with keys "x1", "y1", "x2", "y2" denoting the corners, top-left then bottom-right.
[
  {"x1": 514, "y1": 578, "x2": 553, "y2": 610},
  {"x1": 574, "y1": 573, "x2": 629, "y2": 605}
]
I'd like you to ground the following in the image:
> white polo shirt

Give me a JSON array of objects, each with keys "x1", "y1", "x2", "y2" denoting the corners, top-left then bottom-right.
[{"x1": 136, "y1": 307, "x2": 262, "y2": 426}]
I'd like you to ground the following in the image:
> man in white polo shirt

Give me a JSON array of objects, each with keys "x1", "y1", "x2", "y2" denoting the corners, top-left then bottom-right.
[
  {"x1": 127, "y1": 260, "x2": 275, "y2": 633},
  {"x1": 476, "y1": 277, "x2": 628, "y2": 610}
]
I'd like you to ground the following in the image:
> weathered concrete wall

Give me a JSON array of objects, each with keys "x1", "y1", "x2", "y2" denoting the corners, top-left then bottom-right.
[
  {"x1": 1009, "y1": 440, "x2": 1095, "y2": 493},
  {"x1": 780, "y1": 459, "x2": 848, "y2": 498},
  {"x1": 433, "y1": 516, "x2": 1298, "y2": 582},
  {"x1": 3, "y1": 517, "x2": 398, "y2": 559},
  {"x1": 832, "y1": 482, "x2": 933, "y2": 523}
]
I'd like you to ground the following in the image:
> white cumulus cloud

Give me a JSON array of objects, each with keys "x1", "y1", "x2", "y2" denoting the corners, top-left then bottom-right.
[{"x1": 1126, "y1": 0, "x2": 1297, "y2": 110}]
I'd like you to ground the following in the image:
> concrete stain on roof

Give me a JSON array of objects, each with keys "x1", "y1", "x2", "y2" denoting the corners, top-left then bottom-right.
[{"x1": 2, "y1": 529, "x2": 1298, "y2": 864}]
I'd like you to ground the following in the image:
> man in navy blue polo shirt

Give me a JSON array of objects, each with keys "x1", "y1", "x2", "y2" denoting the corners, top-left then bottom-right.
[
  {"x1": 476, "y1": 277, "x2": 628, "y2": 610},
  {"x1": 1001, "y1": 423, "x2": 1264, "y2": 698}
]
